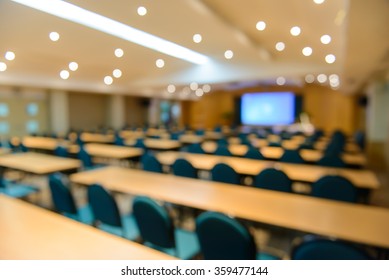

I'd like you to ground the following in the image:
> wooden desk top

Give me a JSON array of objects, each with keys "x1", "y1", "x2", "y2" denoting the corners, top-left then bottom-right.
[
  {"x1": 70, "y1": 143, "x2": 144, "y2": 159},
  {"x1": 81, "y1": 133, "x2": 114, "y2": 144},
  {"x1": 156, "y1": 152, "x2": 379, "y2": 190},
  {"x1": 125, "y1": 139, "x2": 181, "y2": 150},
  {"x1": 23, "y1": 136, "x2": 70, "y2": 151},
  {"x1": 0, "y1": 152, "x2": 81, "y2": 175},
  {"x1": 201, "y1": 142, "x2": 366, "y2": 166},
  {"x1": 70, "y1": 167, "x2": 389, "y2": 249},
  {"x1": 0, "y1": 195, "x2": 175, "y2": 260}
]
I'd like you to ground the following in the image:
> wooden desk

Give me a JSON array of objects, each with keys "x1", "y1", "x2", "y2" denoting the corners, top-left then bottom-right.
[
  {"x1": 81, "y1": 133, "x2": 114, "y2": 144},
  {"x1": 155, "y1": 152, "x2": 379, "y2": 190},
  {"x1": 70, "y1": 143, "x2": 143, "y2": 160},
  {"x1": 125, "y1": 139, "x2": 182, "y2": 151},
  {"x1": 179, "y1": 134, "x2": 204, "y2": 144},
  {"x1": 22, "y1": 136, "x2": 71, "y2": 151},
  {"x1": 201, "y1": 142, "x2": 367, "y2": 167},
  {"x1": 70, "y1": 167, "x2": 389, "y2": 249},
  {"x1": 0, "y1": 152, "x2": 81, "y2": 175},
  {"x1": 0, "y1": 195, "x2": 175, "y2": 260}
]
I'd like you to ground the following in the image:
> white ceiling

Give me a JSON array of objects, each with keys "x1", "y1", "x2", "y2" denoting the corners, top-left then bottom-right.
[{"x1": 0, "y1": 0, "x2": 388, "y2": 98}]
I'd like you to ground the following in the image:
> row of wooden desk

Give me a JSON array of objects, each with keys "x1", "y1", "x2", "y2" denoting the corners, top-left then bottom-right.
[
  {"x1": 70, "y1": 166, "x2": 389, "y2": 250},
  {"x1": 0, "y1": 195, "x2": 175, "y2": 259}
]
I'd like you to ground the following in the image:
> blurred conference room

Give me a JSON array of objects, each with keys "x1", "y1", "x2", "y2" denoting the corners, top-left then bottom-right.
[{"x1": 0, "y1": 0, "x2": 388, "y2": 261}]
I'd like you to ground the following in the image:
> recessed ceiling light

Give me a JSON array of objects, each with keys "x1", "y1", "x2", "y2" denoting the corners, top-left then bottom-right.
[
  {"x1": 114, "y1": 48, "x2": 124, "y2": 58},
  {"x1": 5, "y1": 51, "x2": 15, "y2": 61},
  {"x1": 113, "y1": 69, "x2": 122, "y2": 78},
  {"x1": 256, "y1": 21, "x2": 266, "y2": 31},
  {"x1": 276, "y1": 77, "x2": 286, "y2": 86},
  {"x1": 224, "y1": 50, "x2": 234, "y2": 59},
  {"x1": 167, "y1": 84, "x2": 176, "y2": 93},
  {"x1": 313, "y1": 0, "x2": 325, "y2": 4},
  {"x1": 137, "y1": 6, "x2": 147, "y2": 16},
  {"x1": 305, "y1": 74, "x2": 315, "y2": 83},
  {"x1": 320, "y1": 35, "x2": 331, "y2": 44},
  {"x1": 325, "y1": 54, "x2": 336, "y2": 64},
  {"x1": 202, "y1": 84, "x2": 211, "y2": 93},
  {"x1": 12, "y1": 0, "x2": 209, "y2": 65},
  {"x1": 68, "y1": 62, "x2": 78, "y2": 71},
  {"x1": 104, "y1": 76, "x2": 113, "y2": 85},
  {"x1": 317, "y1": 74, "x2": 327, "y2": 83},
  {"x1": 195, "y1": 88, "x2": 204, "y2": 97},
  {"x1": 0, "y1": 62, "x2": 7, "y2": 72},
  {"x1": 302, "y1": 47, "x2": 313, "y2": 56},
  {"x1": 275, "y1": 42, "x2": 285, "y2": 51},
  {"x1": 193, "y1": 34, "x2": 202, "y2": 43},
  {"x1": 190, "y1": 82, "x2": 198, "y2": 91},
  {"x1": 60, "y1": 70, "x2": 69, "y2": 79},
  {"x1": 290, "y1": 26, "x2": 301, "y2": 36},
  {"x1": 329, "y1": 74, "x2": 339, "y2": 82},
  {"x1": 156, "y1": 59, "x2": 165, "y2": 68},
  {"x1": 49, "y1": 31, "x2": 60, "y2": 41}
]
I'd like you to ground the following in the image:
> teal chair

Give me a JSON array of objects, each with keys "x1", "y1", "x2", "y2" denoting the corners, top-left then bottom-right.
[
  {"x1": 311, "y1": 175, "x2": 357, "y2": 203},
  {"x1": 244, "y1": 147, "x2": 264, "y2": 160},
  {"x1": 214, "y1": 145, "x2": 233, "y2": 157},
  {"x1": 279, "y1": 149, "x2": 305, "y2": 164},
  {"x1": 196, "y1": 212, "x2": 279, "y2": 260},
  {"x1": 0, "y1": 167, "x2": 39, "y2": 199},
  {"x1": 187, "y1": 143, "x2": 205, "y2": 154},
  {"x1": 317, "y1": 154, "x2": 346, "y2": 168},
  {"x1": 292, "y1": 235, "x2": 370, "y2": 259},
  {"x1": 133, "y1": 196, "x2": 200, "y2": 259},
  {"x1": 54, "y1": 145, "x2": 69, "y2": 158},
  {"x1": 211, "y1": 163, "x2": 240, "y2": 185},
  {"x1": 172, "y1": 158, "x2": 198, "y2": 179},
  {"x1": 87, "y1": 184, "x2": 139, "y2": 240},
  {"x1": 48, "y1": 173, "x2": 93, "y2": 224},
  {"x1": 141, "y1": 153, "x2": 163, "y2": 173},
  {"x1": 253, "y1": 168, "x2": 292, "y2": 193}
]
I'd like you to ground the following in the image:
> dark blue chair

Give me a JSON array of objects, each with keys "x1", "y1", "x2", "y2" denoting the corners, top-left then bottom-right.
[
  {"x1": 133, "y1": 138, "x2": 146, "y2": 149},
  {"x1": 279, "y1": 149, "x2": 305, "y2": 164},
  {"x1": 172, "y1": 158, "x2": 198, "y2": 179},
  {"x1": 244, "y1": 147, "x2": 264, "y2": 160},
  {"x1": 187, "y1": 143, "x2": 205, "y2": 154},
  {"x1": 114, "y1": 135, "x2": 125, "y2": 146},
  {"x1": 54, "y1": 145, "x2": 68, "y2": 158},
  {"x1": 133, "y1": 196, "x2": 200, "y2": 259},
  {"x1": 0, "y1": 167, "x2": 39, "y2": 199},
  {"x1": 354, "y1": 131, "x2": 365, "y2": 150},
  {"x1": 141, "y1": 153, "x2": 163, "y2": 173},
  {"x1": 311, "y1": 175, "x2": 357, "y2": 203},
  {"x1": 211, "y1": 163, "x2": 240, "y2": 185},
  {"x1": 317, "y1": 154, "x2": 345, "y2": 168},
  {"x1": 253, "y1": 168, "x2": 292, "y2": 193},
  {"x1": 48, "y1": 173, "x2": 93, "y2": 224},
  {"x1": 217, "y1": 138, "x2": 228, "y2": 146},
  {"x1": 87, "y1": 184, "x2": 139, "y2": 240},
  {"x1": 291, "y1": 235, "x2": 370, "y2": 260},
  {"x1": 196, "y1": 212, "x2": 279, "y2": 260},
  {"x1": 214, "y1": 145, "x2": 232, "y2": 157},
  {"x1": 78, "y1": 147, "x2": 104, "y2": 170}
]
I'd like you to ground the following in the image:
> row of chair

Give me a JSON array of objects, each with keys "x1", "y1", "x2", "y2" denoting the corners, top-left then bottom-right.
[
  {"x1": 48, "y1": 175, "x2": 371, "y2": 259},
  {"x1": 141, "y1": 154, "x2": 358, "y2": 203}
]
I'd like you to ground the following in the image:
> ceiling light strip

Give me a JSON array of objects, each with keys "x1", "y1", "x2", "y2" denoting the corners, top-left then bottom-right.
[{"x1": 12, "y1": 0, "x2": 209, "y2": 65}]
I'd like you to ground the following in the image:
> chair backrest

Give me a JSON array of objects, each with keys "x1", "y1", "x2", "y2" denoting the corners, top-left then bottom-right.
[
  {"x1": 78, "y1": 147, "x2": 93, "y2": 168},
  {"x1": 292, "y1": 236, "x2": 370, "y2": 260},
  {"x1": 48, "y1": 173, "x2": 78, "y2": 214},
  {"x1": 214, "y1": 145, "x2": 232, "y2": 156},
  {"x1": 134, "y1": 138, "x2": 146, "y2": 149},
  {"x1": 142, "y1": 154, "x2": 163, "y2": 173},
  {"x1": 196, "y1": 212, "x2": 256, "y2": 260},
  {"x1": 253, "y1": 168, "x2": 292, "y2": 193},
  {"x1": 217, "y1": 138, "x2": 228, "y2": 146},
  {"x1": 311, "y1": 175, "x2": 357, "y2": 203},
  {"x1": 87, "y1": 184, "x2": 122, "y2": 227},
  {"x1": 133, "y1": 196, "x2": 175, "y2": 248},
  {"x1": 317, "y1": 154, "x2": 345, "y2": 168},
  {"x1": 279, "y1": 149, "x2": 305, "y2": 164},
  {"x1": 211, "y1": 163, "x2": 240, "y2": 185},
  {"x1": 172, "y1": 158, "x2": 198, "y2": 178},
  {"x1": 114, "y1": 136, "x2": 125, "y2": 146},
  {"x1": 244, "y1": 147, "x2": 264, "y2": 160},
  {"x1": 187, "y1": 143, "x2": 205, "y2": 154},
  {"x1": 54, "y1": 145, "x2": 68, "y2": 158}
]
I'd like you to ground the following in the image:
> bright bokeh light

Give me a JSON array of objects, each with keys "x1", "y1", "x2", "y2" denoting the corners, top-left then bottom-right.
[
  {"x1": 302, "y1": 47, "x2": 313, "y2": 56},
  {"x1": 60, "y1": 70, "x2": 69, "y2": 79},
  {"x1": 167, "y1": 84, "x2": 176, "y2": 93},
  {"x1": 156, "y1": 59, "x2": 165, "y2": 68},
  {"x1": 276, "y1": 77, "x2": 286, "y2": 85},
  {"x1": 275, "y1": 42, "x2": 285, "y2": 51},
  {"x1": 320, "y1": 34, "x2": 331, "y2": 44},
  {"x1": 104, "y1": 75, "x2": 113, "y2": 85},
  {"x1": 325, "y1": 54, "x2": 336, "y2": 64},
  {"x1": 256, "y1": 21, "x2": 266, "y2": 31},
  {"x1": 49, "y1": 31, "x2": 60, "y2": 41},
  {"x1": 290, "y1": 26, "x2": 301, "y2": 36},
  {"x1": 0, "y1": 62, "x2": 7, "y2": 72},
  {"x1": 305, "y1": 74, "x2": 315, "y2": 83},
  {"x1": 5, "y1": 51, "x2": 15, "y2": 61},
  {"x1": 113, "y1": 69, "x2": 122, "y2": 78},
  {"x1": 137, "y1": 6, "x2": 147, "y2": 16},
  {"x1": 69, "y1": 62, "x2": 78, "y2": 71},
  {"x1": 115, "y1": 48, "x2": 124, "y2": 58},
  {"x1": 224, "y1": 50, "x2": 234, "y2": 59},
  {"x1": 193, "y1": 34, "x2": 202, "y2": 43}
]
